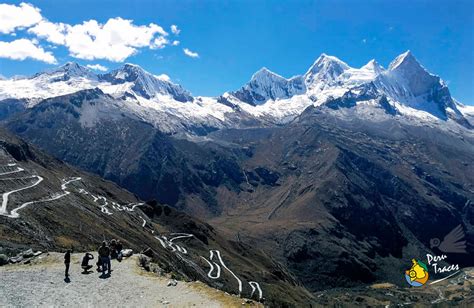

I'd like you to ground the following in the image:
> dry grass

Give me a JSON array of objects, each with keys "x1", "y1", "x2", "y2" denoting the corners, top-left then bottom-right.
[
  {"x1": 190, "y1": 281, "x2": 263, "y2": 307},
  {"x1": 370, "y1": 282, "x2": 396, "y2": 289},
  {"x1": 54, "y1": 236, "x2": 79, "y2": 249}
]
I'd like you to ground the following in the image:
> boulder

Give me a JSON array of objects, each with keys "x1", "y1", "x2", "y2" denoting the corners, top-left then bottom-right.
[
  {"x1": 167, "y1": 279, "x2": 178, "y2": 287},
  {"x1": 22, "y1": 249, "x2": 34, "y2": 258},
  {"x1": 121, "y1": 249, "x2": 133, "y2": 258},
  {"x1": 33, "y1": 251, "x2": 43, "y2": 257},
  {"x1": 0, "y1": 254, "x2": 8, "y2": 266},
  {"x1": 9, "y1": 256, "x2": 23, "y2": 263}
]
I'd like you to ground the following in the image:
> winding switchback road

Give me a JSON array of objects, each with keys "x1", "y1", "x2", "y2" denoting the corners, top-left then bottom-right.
[{"x1": 0, "y1": 175, "x2": 43, "y2": 216}]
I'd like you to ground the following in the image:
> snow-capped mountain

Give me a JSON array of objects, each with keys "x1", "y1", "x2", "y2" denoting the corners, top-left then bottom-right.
[
  {"x1": 231, "y1": 67, "x2": 306, "y2": 105},
  {"x1": 99, "y1": 63, "x2": 193, "y2": 102},
  {"x1": 0, "y1": 62, "x2": 99, "y2": 106},
  {"x1": 222, "y1": 51, "x2": 471, "y2": 129},
  {"x1": 0, "y1": 51, "x2": 472, "y2": 134},
  {"x1": 304, "y1": 53, "x2": 350, "y2": 93},
  {"x1": 34, "y1": 62, "x2": 98, "y2": 82},
  {"x1": 0, "y1": 62, "x2": 192, "y2": 105}
]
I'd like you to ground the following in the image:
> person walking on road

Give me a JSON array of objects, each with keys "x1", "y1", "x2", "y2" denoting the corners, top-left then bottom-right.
[{"x1": 98, "y1": 241, "x2": 111, "y2": 276}]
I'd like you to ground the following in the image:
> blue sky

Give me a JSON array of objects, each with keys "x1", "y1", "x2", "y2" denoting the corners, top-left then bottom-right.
[{"x1": 0, "y1": 0, "x2": 473, "y2": 104}]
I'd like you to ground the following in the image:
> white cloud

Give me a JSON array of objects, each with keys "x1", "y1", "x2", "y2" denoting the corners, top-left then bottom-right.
[
  {"x1": 151, "y1": 36, "x2": 168, "y2": 49},
  {"x1": 86, "y1": 64, "x2": 108, "y2": 72},
  {"x1": 0, "y1": 2, "x2": 43, "y2": 34},
  {"x1": 1, "y1": 3, "x2": 182, "y2": 63},
  {"x1": 361, "y1": 38, "x2": 367, "y2": 44},
  {"x1": 171, "y1": 25, "x2": 180, "y2": 35},
  {"x1": 0, "y1": 39, "x2": 57, "y2": 64},
  {"x1": 154, "y1": 73, "x2": 170, "y2": 82},
  {"x1": 28, "y1": 16, "x2": 171, "y2": 62},
  {"x1": 28, "y1": 21, "x2": 70, "y2": 45},
  {"x1": 183, "y1": 48, "x2": 199, "y2": 58}
]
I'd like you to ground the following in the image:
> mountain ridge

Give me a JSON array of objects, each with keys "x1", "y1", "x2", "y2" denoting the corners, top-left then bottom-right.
[{"x1": 1, "y1": 50, "x2": 471, "y2": 135}]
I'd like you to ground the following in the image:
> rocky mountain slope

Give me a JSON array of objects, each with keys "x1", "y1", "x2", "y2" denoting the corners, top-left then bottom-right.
[
  {"x1": 0, "y1": 128, "x2": 311, "y2": 307},
  {"x1": 207, "y1": 108, "x2": 474, "y2": 290},
  {"x1": 4, "y1": 87, "x2": 473, "y2": 294}
]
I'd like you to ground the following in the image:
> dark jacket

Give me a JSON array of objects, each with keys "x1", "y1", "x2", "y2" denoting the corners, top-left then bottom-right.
[
  {"x1": 98, "y1": 246, "x2": 110, "y2": 258},
  {"x1": 81, "y1": 253, "x2": 94, "y2": 266},
  {"x1": 64, "y1": 251, "x2": 71, "y2": 264}
]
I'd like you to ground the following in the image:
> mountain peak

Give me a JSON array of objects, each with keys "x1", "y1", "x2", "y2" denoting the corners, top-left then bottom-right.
[
  {"x1": 232, "y1": 67, "x2": 305, "y2": 105},
  {"x1": 120, "y1": 63, "x2": 149, "y2": 75},
  {"x1": 388, "y1": 50, "x2": 419, "y2": 71},
  {"x1": 385, "y1": 50, "x2": 448, "y2": 102},
  {"x1": 306, "y1": 53, "x2": 350, "y2": 74},
  {"x1": 251, "y1": 67, "x2": 285, "y2": 81},
  {"x1": 58, "y1": 62, "x2": 91, "y2": 73},
  {"x1": 32, "y1": 61, "x2": 95, "y2": 81},
  {"x1": 361, "y1": 59, "x2": 384, "y2": 74},
  {"x1": 100, "y1": 63, "x2": 192, "y2": 102},
  {"x1": 314, "y1": 53, "x2": 348, "y2": 67},
  {"x1": 304, "y1": 53, "x2": 350, "y2": 87}
]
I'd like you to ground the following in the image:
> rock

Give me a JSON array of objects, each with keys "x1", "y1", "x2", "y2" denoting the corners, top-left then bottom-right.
[
  {"x1": 9, "y1": 256, "x2": 23, "y2": 263},
  {"x1": 0, "y1": 254, "x2": 8, "y2": 266},
  {"x1": 453, "y1": 296, "x2": 464, "y2": 302},
  {"x1": 33, "y1": 251, "x2": 43, "y2": 257},
  {"x1": 167, "y1": 279, "x2": 177, "y2": 287},
  {"x1": 355, "y1": 296, "x2": 364, "y2": 302},
  {"x1": 121, "y1": 249, "x2": 133, "y2": 258},
  {"x1": 138, "y1": 254, "x2": 151, "y2": 271},
  {"x1": 22, "y1": 249, "x2": 34, "y2": 258}
]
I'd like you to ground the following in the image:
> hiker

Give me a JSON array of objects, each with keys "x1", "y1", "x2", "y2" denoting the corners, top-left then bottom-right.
[
  {"x1": 98, "y1": 241, "x2": 111, "y2": 275},
  {"x1": 110, "y1": 239, "x2": 118, "y2": 259},
  {"x1": 96, "y1": 257, "x2": 102, "y2": 272},
  {"x1": 64, "y1": 249, "x2": 71, "y2": 278},
  {"x1": 81, "y1": 253, "x2": 94, "y2": 273},
  {"x1": 116, "y1": 240, "x2": 123, "y2": 262}
]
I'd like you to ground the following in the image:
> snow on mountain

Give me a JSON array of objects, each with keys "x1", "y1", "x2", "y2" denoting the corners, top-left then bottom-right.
[
  {"x1": 371, "y1": 51, "x2": 463, "y2": 121},
  {"x1": 231, "y1": 67, "x2": 306, "y2": 105},
  {"x1": 223, "y1": 51, "x2": 469, "y2": 129},
  {"x1": 0, "y1": 62, "x2": 99, "y2": 105},
  {"x1": 457, "y1": 103, "x2": 474, "y2": 125},
  {"x1": 339, "y1": 59, "x2": 385, "y2": 87},
  {"x1": 99, "y1": 63, "x2": 193, "y2": 102},
  {"x1": 304, "y1": 53, "x2": 350, "y2": 92},
  {"x1": 0, "y1": 51, "x2": 471, "y2": 134}
]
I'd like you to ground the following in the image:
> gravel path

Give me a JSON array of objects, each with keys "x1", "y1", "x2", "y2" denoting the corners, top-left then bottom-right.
[{"x1": 0, "y1": 252, "x2": 243, "y2": 307}]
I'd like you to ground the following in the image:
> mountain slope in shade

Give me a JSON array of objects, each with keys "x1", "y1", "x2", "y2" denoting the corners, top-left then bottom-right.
[
  {"x1": 4, "y1": 89, "x2": 256, "y2": 214},
  {"x1": 204, "y1": 110, "x2": 474, "y2": 291},
  {"x1": 0, "y1": 128, "x2": 312, "y2": 306}
]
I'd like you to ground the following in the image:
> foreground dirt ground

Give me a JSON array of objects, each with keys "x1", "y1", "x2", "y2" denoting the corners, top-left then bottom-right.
[{"x1": 0, "y1": 252, "x2": 258, "y2": 308}]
